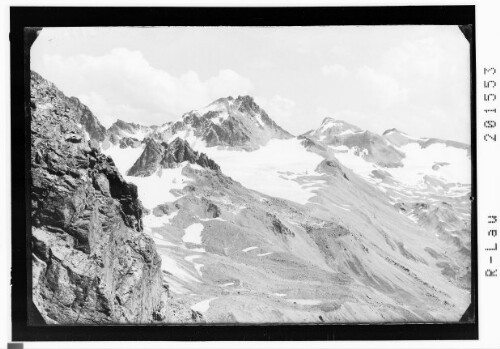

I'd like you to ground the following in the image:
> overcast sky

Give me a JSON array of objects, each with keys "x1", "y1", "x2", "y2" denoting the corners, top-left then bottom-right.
[{"x1": 31, "y1": 26, "x2": 470, "y2": 143}]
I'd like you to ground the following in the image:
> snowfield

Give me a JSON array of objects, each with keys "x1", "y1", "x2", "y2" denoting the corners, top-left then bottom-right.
[
  {"x1": 200, "y1": 138, "x2": 326, "y2": 205},
  {"x1": 330, "y1": 142, "x2": 470, "y2": 189},
  {"x1": 101, "y1": 142, "x2": 145, "y2": 173},
  {"x1": 102, "y1": 143, "x2": 195, "y2": 209},
  {"x1": 191, "y1": 298, "x2": 217, "y2": 313}
]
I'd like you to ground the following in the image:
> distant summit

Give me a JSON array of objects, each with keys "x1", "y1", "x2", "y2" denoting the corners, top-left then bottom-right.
[
  {"x1": 303, "y1": 118, "x2": 405, "y2": 168},
  {"x1": 304, "y1": 118, "x2": 363, "y2": 140},
  {"x1": 156, "y1": 95, "x2": 293, "y2": 149},
  {"x1": 105, "y1": 95, "x2": 292, "y2": 151},
  {"x1": 383, "y1": 128, "x2": 470, "y2": 156},
  {"x1": 107, "y1": 119, "x2": 159, "y2": 146}
]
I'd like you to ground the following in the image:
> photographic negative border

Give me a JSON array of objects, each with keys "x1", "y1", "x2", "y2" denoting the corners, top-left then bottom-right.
[{"x1": 10, "y1": 5, "x2": 478, "y2": 341}]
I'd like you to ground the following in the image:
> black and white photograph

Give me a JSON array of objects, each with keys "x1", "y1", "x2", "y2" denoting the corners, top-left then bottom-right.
[{"x1": 26, "y1": 23, "x2": 474, "y2": 326}]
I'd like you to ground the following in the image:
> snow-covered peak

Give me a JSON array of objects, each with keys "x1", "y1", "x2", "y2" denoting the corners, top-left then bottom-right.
[
  {"x1": 190, "y1": 97, "x2": 236, "y2": 125},
  {"x1": 157, "y1": 95, "x2": 292, "y2": 150},
  {"x1": 304, "y1": 118, "x2": 404, "y2": 168},
  {"x1": 317, "y1": 118, "x2": 362, "y2": 136}
]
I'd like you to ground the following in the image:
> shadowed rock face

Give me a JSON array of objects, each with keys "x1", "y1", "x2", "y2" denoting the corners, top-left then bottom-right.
[
  {"x1": 30, "y1": 71, "x2": 165, "y2": 324},
  {"x1": 127, "y1": 137, "x2": 220, "y2": 177}
]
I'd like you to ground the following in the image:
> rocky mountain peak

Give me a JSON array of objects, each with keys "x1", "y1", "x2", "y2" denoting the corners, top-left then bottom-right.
[
  {"x1": 168, "y1": 136, "x2": 191, "y2": 150},
  {"x1": 113, "y1": 119, "x2": 131, "y2": 128},
  {"x1": 156, "y1": 95, "x2": 292, "y2": 149},
  {"x1": 235, "y1": 95, "x2": 259, "y2": 112},
  {"x1": 317, "y1": 118, "x2": 362, "y2": 135},
  {"x1": 128, "y1": 137, "x2": 220, "y2": 177}
]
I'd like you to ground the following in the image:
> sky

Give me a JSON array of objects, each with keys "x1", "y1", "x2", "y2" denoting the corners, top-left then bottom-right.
[{"x1": 31, "y1": 26, "x2": 471, "y2": 143}]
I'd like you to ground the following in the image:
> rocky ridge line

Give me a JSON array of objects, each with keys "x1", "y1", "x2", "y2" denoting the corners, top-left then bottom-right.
[{"x1": 127, "y1": 137, "x2": 220, "y2": 177}]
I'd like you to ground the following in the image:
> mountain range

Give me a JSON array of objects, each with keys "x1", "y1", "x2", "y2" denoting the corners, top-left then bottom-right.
[{"x1": 30, "y1": 71, "x2": 472, "y2": 324}]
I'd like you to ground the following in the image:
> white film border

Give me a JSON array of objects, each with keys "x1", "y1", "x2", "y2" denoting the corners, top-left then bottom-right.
[{"x1": 3, "y1": 0, "x2": 500, "y2": 348}]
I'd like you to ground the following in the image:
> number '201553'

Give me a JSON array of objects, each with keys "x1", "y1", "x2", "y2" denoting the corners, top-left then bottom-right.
[{"x1": 483, "y1": 67, "x2": 496, "y2": 142}]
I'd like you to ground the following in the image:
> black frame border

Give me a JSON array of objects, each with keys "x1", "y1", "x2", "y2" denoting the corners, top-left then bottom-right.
[{"x1": 10, "y1": 6, "x2": 478, "y2": 342}]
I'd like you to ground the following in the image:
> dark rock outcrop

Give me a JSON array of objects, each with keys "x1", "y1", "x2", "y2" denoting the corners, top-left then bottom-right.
[
  {"x1": 30, "y1": 71, "x2": 165, "y2": 324},
  {"x1": 266, "y1": 213, "x2": 294, "y2": 237},
  {"x1": 128, "y1": 137, "x2": 220, "y2": 177}
]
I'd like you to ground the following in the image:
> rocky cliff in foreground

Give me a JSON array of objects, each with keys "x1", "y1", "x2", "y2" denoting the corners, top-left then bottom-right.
[{"x1": 30, "y1": 71, "x2": 167, "y2": 324}]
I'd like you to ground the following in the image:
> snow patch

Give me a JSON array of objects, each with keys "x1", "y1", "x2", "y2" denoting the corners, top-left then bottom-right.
[
  {"x1": 242, "y1": 246, "x2": 258, "y2": 252},
  {"x1": 158, "y1": 253, "x2": 201, "y2": 284},
  {"x1": 199, "y1": 217, "x2": 227, "y2": 222},
  {"x1": 191, "y1": 297, "x2": 217, "y2": 313},
  {"x1": 332, "y1": 202, "x2": 351, "y2": 212},
  {"x1": 102, "y1": 143, "x2": 146, "y2": 175},
  {"x1": 101, "y1": 146, "x2": 193, "y2": 209},
  {"x1": 184, "y1": 255, "x2": 204, "y2": 277},
  {"x1": 183, "y1": 223, "x2": 204, "y2": 245}
]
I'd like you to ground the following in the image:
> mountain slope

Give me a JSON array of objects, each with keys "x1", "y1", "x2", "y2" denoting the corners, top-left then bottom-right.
[
  {"x1": 104, "y1": 135, "x2": 470, "y2": 322},
  {"x1": 102, "y1": 111, "x2": 471, "y2": 322}
]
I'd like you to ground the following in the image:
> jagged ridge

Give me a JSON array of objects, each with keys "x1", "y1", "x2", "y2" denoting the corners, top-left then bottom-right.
[{"x1": 127, "y1": 137, "x2": 220, "y2": 177}]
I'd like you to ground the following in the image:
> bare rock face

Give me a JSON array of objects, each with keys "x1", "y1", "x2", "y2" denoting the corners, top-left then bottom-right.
[
  {"x1": 30, "y1": 71, "x2": 164, "y2": 324},
  {"x1": 128, "y1": 137, "x2": 220, "y2": 177}
]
